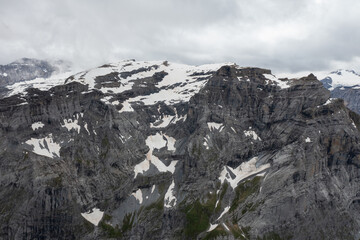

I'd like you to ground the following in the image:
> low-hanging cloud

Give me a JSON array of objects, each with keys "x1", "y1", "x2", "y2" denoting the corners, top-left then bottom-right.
[{"x1": 0, "y1": 0, "x2": 359, "y2": 73}]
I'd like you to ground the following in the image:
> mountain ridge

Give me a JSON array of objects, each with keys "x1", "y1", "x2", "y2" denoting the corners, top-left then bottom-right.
[{"x1": 0, "y1": 60, "x2": 360, "y2": 239}]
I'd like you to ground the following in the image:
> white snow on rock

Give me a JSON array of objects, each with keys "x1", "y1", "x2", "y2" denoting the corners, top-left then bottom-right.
[
  {"x1": 6, "y1": 71, "x2": 73, "y2": 97},
  {"x1": 203, "y1": 135, "x2": 210, "y2": 150},
  {"x1": 244, "y1": 127, "x2": 261, "y2": 141},
  {"x1": 217, "y1": 206, "x2": 230, "y2": 221},
  {"x1": 82, "y1": 61, "x2": 234, "y2": 110},
  {"x1": 207, "y1": 122, "x2": 224, "y2": 132},
  {"x1": 324, "y1": 98, "x2": 334, "y2": 105},
  {"x1": 219, "y1": 156, "x2": 270, "y2": 189},
  {"x1": 164, "y1": 180, "x2": 177, "y2": 208},
  {"x1": 132, "y1": 189, "x2": 143, "y2": 204},
  {"x1": 133, "y1": 159, "x2": 150, "y2": 178},
  {"x1": 81, "y1": 208, "x2": 104, "y2": 226},
  {"x1": 31, "y1": 122, "x2": 44, "y2": 131},
  {"x1": 263, "y1": 73, "x2": 290, "y2": 89},
  {"x1": 61, "y1": 118, "x2": 80, "y2": 133},
  {"x1": 3, "y1": 73, "x2": 8, "y2": 77},
  {"x1": 25, "y1": 134, "x2": 61, "y2": 158},
  {"x1": 133, "y1": 132, "x2": 178, "y2": 178},
  {"x1": 222, "y1": 223, "x2": 230, "y2": 231},
  {"x1": 84, "y1": 123, "x2": 90, "y2": 135},
  {"x1": 207, "y1": 223, "x2": 219, "y2": 232},
  {"x1": 150, "y1": 114, "x2": 187, "y2": 128},
  {"x1": 305, "y1": 137, "x2": 311, "y2": 143},
  {"x1": 119, "y1": 101, "x2": 134, "y2": 113}
]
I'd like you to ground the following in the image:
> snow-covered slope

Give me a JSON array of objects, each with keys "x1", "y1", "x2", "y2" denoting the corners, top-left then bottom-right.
[
  {"x1": 67, "y1": 60, "x2": 233, "y2": 107},
  {"x1": 318, "y1": 69, "x2": 360, "y2": 90},
  {"x1": 0, "y1": 58, "x2": 71, "y2": 87},
  {"x1": 5, "y1": 71, "x2": 72, "y2": 97}
]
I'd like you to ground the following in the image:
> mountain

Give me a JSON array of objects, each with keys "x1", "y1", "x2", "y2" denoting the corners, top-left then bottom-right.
[
  {"x1": 1, "y1": 60, "x2": 360, "y2": 240},
  {"x1": 0, "y1": 58, "x2": 71, "y2": 97},
  {"x1": 319, "y1": 69, "x2": 360, "y2": 114}
]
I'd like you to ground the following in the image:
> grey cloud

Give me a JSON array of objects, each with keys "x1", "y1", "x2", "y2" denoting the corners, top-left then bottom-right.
[{"x1": 0, "y1": 0, "x2": 359, "y2": 73}]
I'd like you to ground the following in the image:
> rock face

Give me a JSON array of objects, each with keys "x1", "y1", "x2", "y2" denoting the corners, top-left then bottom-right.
[{"x1": 1, "y1": 60, "x2": 360, "y2": 240}]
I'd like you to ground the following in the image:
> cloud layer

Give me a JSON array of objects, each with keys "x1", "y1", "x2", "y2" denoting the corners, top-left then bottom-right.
[{"x1": 0, "y1": 0, "x2": 359, "y2": 73}]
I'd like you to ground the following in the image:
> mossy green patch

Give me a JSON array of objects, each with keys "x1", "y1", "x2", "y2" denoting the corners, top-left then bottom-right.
[
  {"x1": 230, "y1": 176, "x2": 262, "y2": 212},
  {"x1": 102, "y1": 213, "x2": 112, "y2": 222},
  {"x1": 145, "y1": 197, "x2": 164, "y2": 211},
  {"x1": 46, "y1": 175, "x2": 63, "y2": 188},
  {"x1": 241, "y1": 200, "x2": 265, "y2": 215},
  {"x1": 230, "y1": 225, "x2": 251, "y2": 240},
  {"x1": 182, "y1": 193, "x2": 217, "y2": 239},
  {"x1": 99, "y1": 212, "x2": 135, "y2": 238},
  {"x1": 122, "y1": 212, "x2": 135, "y2": 233},
  {"x1": 192, "y1": 143, "x2": 202, "y2": 159},
  {"x1": 99, "y1": 136, "x2": 110, "y2": 159},
  {"x1": 99, "y1": 221, "x2": 122, "y2": 238}
]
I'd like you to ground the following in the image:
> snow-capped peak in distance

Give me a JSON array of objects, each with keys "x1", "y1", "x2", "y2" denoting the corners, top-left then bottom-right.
[
  {"x1": 0, "y1": 58, "x2": 72, "y2": 93},
  {"x1": 318, "y1": 69, "x2": 360, "y2": 90}
]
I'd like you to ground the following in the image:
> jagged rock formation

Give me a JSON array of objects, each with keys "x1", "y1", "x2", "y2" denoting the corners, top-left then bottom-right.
[{"x1": 1, "y1": 60, "x2": 360, "y2": 240}]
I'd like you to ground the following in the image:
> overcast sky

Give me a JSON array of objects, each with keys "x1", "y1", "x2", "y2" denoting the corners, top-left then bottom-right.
[{"x1": 0, "y1": 0, "x2": 359, "y2": 74}]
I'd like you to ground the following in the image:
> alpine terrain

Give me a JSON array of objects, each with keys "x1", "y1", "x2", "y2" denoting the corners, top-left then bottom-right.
[
  {"x1": 1, "y1": 59, "x2": 360, "y2": 240},
  {"x1": 320, "y1": 69, "x2": 360, "y2": 114}
]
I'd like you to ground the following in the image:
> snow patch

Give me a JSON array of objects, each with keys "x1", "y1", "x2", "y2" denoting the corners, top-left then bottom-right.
[
  {"x1": 263, "y1": 73, "x2": 290, "y2": 89},
  {"x1": 150, "y1": 114, "x2": 187, "y2": 128},
  {"x1": 207, "y1": 122, "x2": 224, "y2": 132},
  {"x1": 219, "y1": 156, "x2": 270, "y2": 189},
  {"x1": 31, "y1": 122, "x2": 44, "y2": 131},
  {"x1": 305, "y1": 137, "x2": 311, "y2": 143},
  {"x1": 6, "y1": 71, "x2": 73, "y2": 97},
  {"x1": 222, "y1": 223, "x2": 230, "y2": 231},
  {"x1": 217, "y1": 206, "x2": 230, "y2": 221},
  {"x1": 164, "y1": 180, "x2": 177, "y2": 208},
  {"x1": 61, "y1": 118, "x2": 80, "y2": 133},
  {"x1": 84, "y1": 123, "x2": 90, "y2": 135},
  {"x1": 132, "y1": 189, "x2": 143, "y2": 204},
  {"x1": 207, "y1": 223, "x2": 219, "y2": 232},
  {"x1": 133, "y1": 132, "x2": 178, "y2": 178},
  {"x1": 81, "y1": 208, "x2": 104, "y2": 226},
  {"x1": 203, "y1": 135, "x2": 211, "y2": 150},
  {"x1": 324, "y1": 98, "x2": 334, "y2": 105},
  {"x1": 244, "y1": 128, "x2": 261, "y2": 141},
  {"x1": 119, "y1": 101, "x2": 134, "y2": 113},
  {"x1": 25, "y1": 134, "x2": 61, "y2": 158}
]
